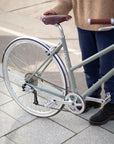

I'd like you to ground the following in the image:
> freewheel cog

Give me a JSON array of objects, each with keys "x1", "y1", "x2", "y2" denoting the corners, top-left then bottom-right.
[
  {"x1": 25, "y1": 73, "x2": 38, "y2": 86},
  {"x1": 65, "y1": 93, "x2": 85, "y2": 114}
]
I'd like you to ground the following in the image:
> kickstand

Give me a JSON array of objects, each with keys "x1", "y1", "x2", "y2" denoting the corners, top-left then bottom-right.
[{"x1": 33, "y1": 89, "x2": 38, "y2": 105}]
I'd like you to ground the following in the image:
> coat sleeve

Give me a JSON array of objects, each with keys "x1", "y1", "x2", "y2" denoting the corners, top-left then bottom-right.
[{"x1": 52, "y1": 0, "x2": 72, "y2": 15}]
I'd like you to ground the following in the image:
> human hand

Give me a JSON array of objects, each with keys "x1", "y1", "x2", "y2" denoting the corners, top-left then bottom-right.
[{"x1": 43, "y1": 9, "x2": 57, "y2": 15}]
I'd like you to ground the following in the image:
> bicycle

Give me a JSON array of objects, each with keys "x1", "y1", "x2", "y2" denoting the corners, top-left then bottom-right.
[{"x1": 2, "y1": 15, "x2": 114, "y2": 117}]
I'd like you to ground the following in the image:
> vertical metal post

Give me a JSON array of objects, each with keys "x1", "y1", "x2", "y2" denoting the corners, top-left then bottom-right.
[{"x1": 56, "y1": 24, "x2": 78, "y2": 93}]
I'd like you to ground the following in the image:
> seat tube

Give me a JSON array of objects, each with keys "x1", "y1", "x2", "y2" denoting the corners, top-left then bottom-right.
[
  {"x1": 56, "y1": 24, "x2": 78, "y2": 93},
  {"x1": 62, "y1": 37, "x2": 78, "y2": 93}
]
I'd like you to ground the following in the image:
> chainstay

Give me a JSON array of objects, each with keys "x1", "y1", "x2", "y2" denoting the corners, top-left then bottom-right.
[{"x1": 27, "y1": 73, "x2": 73, "y2": 94}]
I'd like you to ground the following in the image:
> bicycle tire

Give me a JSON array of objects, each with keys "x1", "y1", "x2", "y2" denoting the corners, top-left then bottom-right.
[{"x1": 2, "y1": 37, "x2": 70, "y2": 117}]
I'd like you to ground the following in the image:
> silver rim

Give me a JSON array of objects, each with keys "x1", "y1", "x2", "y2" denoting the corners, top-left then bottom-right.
[{"x1": 3, "y1": 37, "x2": 69, "y2": 117}]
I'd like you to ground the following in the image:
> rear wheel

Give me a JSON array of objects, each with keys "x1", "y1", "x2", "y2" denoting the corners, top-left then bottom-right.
[{"x1": 3, "y1": 37, "x2": 69, "y2": 117}]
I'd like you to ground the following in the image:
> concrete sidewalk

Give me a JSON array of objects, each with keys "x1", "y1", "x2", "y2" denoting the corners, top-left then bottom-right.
[{"x1": 0, "y1": 1, "x2": 114, "y2": 144}]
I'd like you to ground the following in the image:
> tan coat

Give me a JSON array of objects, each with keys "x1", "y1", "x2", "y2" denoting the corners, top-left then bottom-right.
[{"x1": 53, "y1": 0, "x2": 114, "y2": 31}]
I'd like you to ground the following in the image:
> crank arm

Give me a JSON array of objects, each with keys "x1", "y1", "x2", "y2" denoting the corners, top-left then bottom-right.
[
  {"x1": 85, "y1": 97, "x2": 104, "y2": 104},
  {"x1": 55, "y1": 99, "x2": 73, "y2": 105},
  {"x1": 44, "y1": 99, "x2": 73, "y2": 108},
  {"x1": 57, "y1": 99, "x2": 83, "y2": 107},
  {"x1": 85, "y1": 93, "x2": 111, "y2": 105}
]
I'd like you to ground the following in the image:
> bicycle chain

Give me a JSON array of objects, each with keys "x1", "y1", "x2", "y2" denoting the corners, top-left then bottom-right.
[{"x1": 37, "y1": 103, "x2": 71, "y2": 113}]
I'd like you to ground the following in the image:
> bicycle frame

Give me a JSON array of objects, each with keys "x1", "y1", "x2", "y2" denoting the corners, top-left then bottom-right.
[
  {"x1": 56, "y1": 24, "x2": 114, "y2": 99},
  {"x1": 28, "y1": 24, "x2": 114, "y2": 100}
]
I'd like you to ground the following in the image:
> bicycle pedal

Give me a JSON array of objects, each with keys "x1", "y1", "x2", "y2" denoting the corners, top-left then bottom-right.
[
  {"x1": 23, "y1": 87, "x2": 34, "y2": 92},
  {"x1": 100, "y1": 93, "x2": 111, "y2": 108},
  {"x1": 44, "y1": 99, "x2": 57, "y2": 108}
]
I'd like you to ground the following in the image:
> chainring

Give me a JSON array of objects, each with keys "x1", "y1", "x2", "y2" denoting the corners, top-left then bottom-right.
[{"x1": 65, "y1": 93, "x2": 85, "y2": 115}]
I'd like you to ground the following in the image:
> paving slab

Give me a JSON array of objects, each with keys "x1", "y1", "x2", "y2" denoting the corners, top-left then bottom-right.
[
  {"x1": 10, "y1": 0, "x2": 57, "y2": 18},
  {"x1": 0, "y1": 12, "x2": 77, "y2": 40},
  {"x1": 80, "y1": 108, "x2": 114, "y2": 133},
  {"x1": 0, "y1": 92, "x2": 12, "y2": 106},
  {"x1": 101, "y1": 121, "x2": 114, "y2": 133},
  {"x1": 0, "y1": 31, "x2": 16, "y2": 62},
  {"x1": 64, "y1": 126, "x2": 114, "y2": 144},
  {"x1": 80, "y1": 108, "x2": 100, "y2": 120},
  {"x1": 0, "y1": 136, "x2": 15, "y2": 144},
  {"x1": 0, "y1": 79, "x2": 10, "y2": 96},
  {"x1": 0, "y1": 0, "x2": 77, "y2": 41},
  {"x1": 0, "y1": 110, "x2": 22, "y2": 137},
  {"x1": 0, "y1": 77, "x2": 3, "y2": 81},
  {"x1": 50, "y1": 111, "x2": 89, "y2": 133},
  {"x1": 1, "y1": 100, "x2": 36, "y2": 124},
  {"x1": 7, "y1": 118, "x2": 75, "y2": 144},
  {"x1": 0, "y1": 0, "x2": 48, "y2": 12}
]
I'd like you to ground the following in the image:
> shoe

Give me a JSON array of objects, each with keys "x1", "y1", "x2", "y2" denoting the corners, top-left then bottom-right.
[
  {"x1": 85, "y1": 94, "x2": 101, "y2": 112},
  {"x1": 89, "y1": 103, "x2": 114, "y2": 125}
]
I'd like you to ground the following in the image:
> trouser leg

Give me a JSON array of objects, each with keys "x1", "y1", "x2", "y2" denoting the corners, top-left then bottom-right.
[
  {"x1": 95, "y1": 29, "x2": 114, "y2": 103},
  {"x1": 77, "y1": 27, "x2": 101, "y2": 96}
]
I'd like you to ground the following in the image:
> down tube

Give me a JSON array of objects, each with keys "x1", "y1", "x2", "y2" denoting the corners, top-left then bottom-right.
[{"x1": 82, "y1": 68, "x2": 114, "y2": 98}]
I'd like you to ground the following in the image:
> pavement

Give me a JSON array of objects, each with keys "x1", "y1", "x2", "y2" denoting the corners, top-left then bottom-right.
[{"x1": 0, "y1": 0, "x2": 114, "y2": 144}]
